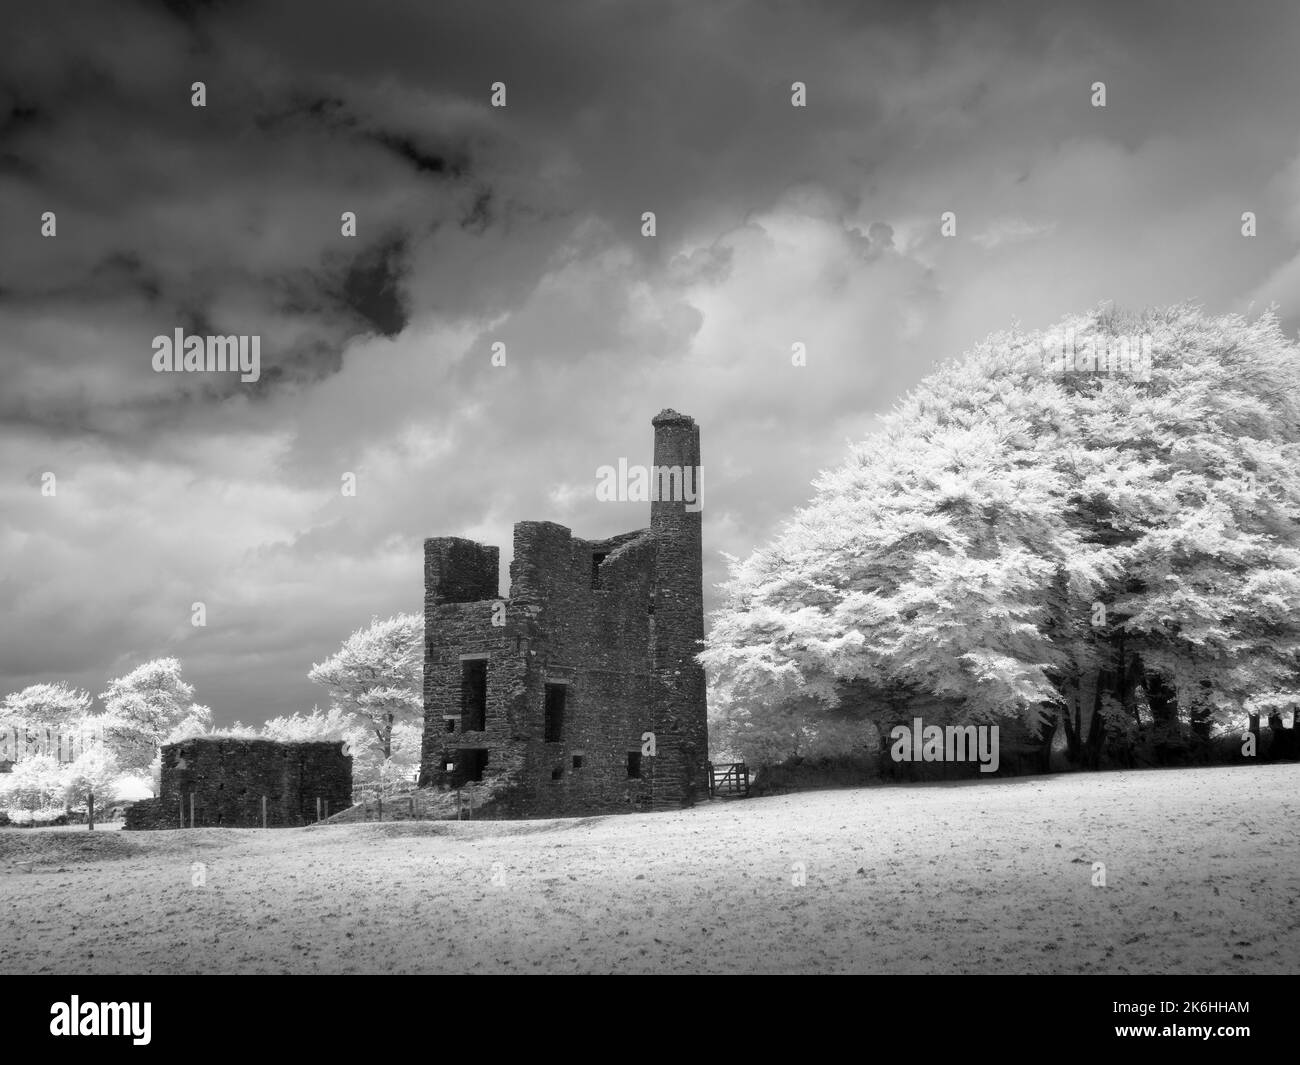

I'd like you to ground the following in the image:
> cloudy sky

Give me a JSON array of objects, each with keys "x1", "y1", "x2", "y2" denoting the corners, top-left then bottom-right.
[{"x1": 3, "y1": 0, "x2": 1300, "y2": 725}]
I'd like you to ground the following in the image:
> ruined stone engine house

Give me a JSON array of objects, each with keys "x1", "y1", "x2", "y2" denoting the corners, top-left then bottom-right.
[
  {"x1": 417, "y1": 410, "x2": 709, "y2": 816},
  {"x1": 125, "y1": 737, "x2": 352, "y2": 829}
]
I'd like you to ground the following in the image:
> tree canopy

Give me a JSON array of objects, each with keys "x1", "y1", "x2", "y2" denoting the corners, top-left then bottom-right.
[
  {"x1": 702, "y1": 306, "x2": 1300, "y2": 767},
  {"x1": 98, "y1": 658, "x2": 210, "y2": 772}
]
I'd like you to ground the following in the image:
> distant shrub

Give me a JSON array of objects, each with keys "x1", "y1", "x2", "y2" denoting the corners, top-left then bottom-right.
[{"x1": 750, "y1": 753, "x2": 882, "y2": 796}]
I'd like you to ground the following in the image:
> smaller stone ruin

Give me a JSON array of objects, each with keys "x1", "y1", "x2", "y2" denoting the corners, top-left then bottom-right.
[{"x1": 125, "y1": 737, "x2": 352, "y2": 829}]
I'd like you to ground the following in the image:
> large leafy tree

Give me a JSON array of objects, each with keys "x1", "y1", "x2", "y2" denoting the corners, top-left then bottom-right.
[{"x1": 703, "y1": 306, "x2": 1300, "y2": 767}]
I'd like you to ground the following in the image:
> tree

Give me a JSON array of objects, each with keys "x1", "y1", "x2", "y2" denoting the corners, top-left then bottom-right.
[
  {"x1": 1, "y1": 683, "x2": 94, "y2": 759},
  {"x1": 98, "y1": 658, "x2": 207, "y2": 772},
  {"x1": 703, "y1": 306, "x2": 1300, "y2": 769},
  {"x1": 308, "y1": 614, "x2": 423, "y2": 771},
  {"x1": 351, "y1": 718, "x2": 422, "y2": 791}
]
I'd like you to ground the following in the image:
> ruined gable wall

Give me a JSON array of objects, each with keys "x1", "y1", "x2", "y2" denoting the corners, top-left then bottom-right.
[
  {"x1": 418, "y1": 596, "x2": 525, "y2": 789},
  {"x1": 502, "y1": 526, "x2": 661, "y2": 815}
]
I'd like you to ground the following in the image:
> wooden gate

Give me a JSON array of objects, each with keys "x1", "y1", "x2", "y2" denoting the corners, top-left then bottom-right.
[{"x1": 707, "y1": 761, "x2": 750, "y2": 798}]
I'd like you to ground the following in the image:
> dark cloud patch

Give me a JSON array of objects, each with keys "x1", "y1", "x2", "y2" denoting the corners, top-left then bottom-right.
[
  {"x1": 87, "y1": 252, "x2": 164, "y2": 303},
  {"x1": 461, "y1": 188, "x2": 492, "y2": 234},
  {"x1": 339, "y1": 238, "x2": 409, "y2": 338},
  {"x1": 369, "y1": 131, "x2": 456, "y2": 177},
  {"x1": 0, "y1": 99, "x2": 44, "y2": 139},
  {"x1": 253, "y1": 94, "x2": 357, "y2": 134},
  {"x1": 154, "y1": 0, "x2": 241, "y2": 22}
]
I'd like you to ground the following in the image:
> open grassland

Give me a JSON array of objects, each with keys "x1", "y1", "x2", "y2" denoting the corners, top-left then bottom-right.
[{"x1": 2, "y1": 764, "x2": 1297, "y2": 974}]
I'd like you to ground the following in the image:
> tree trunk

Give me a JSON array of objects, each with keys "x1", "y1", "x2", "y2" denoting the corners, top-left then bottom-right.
[
  {"x1": 1084, "y1": 670, "x2": 1109, "y2": 770},
  {"x1": 1059, "y1": 679, "x2": 1084, "y2": 765},
  {"x1": 1188, "y1": 678, "x2": 1215, "y2": 743},
  {"x1": 1036, "y1": 712, "x2": 1056, "y2": 774},
  {"x1": 1266, "y1": 712, "x2": 1286, "y2": 760},
  {"x1": 1142, "y1": 664, "x2": 1179, "y2": 724}
]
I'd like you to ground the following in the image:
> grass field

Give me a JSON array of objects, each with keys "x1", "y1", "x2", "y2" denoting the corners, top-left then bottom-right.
[{"x1": 2, "y1": 763, "x2": 1297, "y2": 974}]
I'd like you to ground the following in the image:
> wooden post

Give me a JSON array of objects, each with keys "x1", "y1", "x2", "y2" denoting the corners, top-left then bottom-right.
[
  {"x1": 179, "y1": 799, "x2": 184, "y2": 829},
  {"x1": 456, "y1": 789, "x2": 462, "y2": 820},
  {"x1": 409, "y1": 796, "x2": 415, "y2": 818},
  {"x1": 324, "y1": 799, "x2": 330, "y2": 820},
  {"x1": 189, "y1": 793, "x2": 195, "y2": 829},
  {"x1": 262, "y1": 795, "x2": 268, "y2": 829},
  {"x1": 377, "y1": 794, "x2": 383, "y2": 822},
  {"x1": 316, "y1": 796, "x2": 322, "y2": 822},
  {"x1": 88, "y1": 792, "x2": 95, "y2": 832}
]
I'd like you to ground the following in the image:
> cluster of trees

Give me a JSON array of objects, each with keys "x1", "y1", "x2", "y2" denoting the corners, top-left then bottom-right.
[
  {"x1": 0, "y1": 612, "x2": 426, "y2": 820},
  {"x1": 0, "y1": 664, "x2": 210, "y2": 820},
  {"x1": 702, "y1": 306, "x2": 1300, "y2": 772}
]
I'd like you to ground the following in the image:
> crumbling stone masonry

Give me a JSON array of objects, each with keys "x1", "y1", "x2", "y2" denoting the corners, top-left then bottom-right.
[
  {"x1": 124, "y1": 737, "x2": 352, "y2": 829},
  {"x1": 418, "y1": 409, "x2": 709, "y2": 816}
]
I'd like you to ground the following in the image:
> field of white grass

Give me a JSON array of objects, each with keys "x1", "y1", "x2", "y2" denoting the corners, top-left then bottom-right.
[{"x1": 2, "y1": 763, "x2": 1297, "y2": 974}]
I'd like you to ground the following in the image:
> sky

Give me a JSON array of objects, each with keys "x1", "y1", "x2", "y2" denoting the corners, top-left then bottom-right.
[{"x1": 3, "y1": 0, "x2": 1300, "y2": 725}]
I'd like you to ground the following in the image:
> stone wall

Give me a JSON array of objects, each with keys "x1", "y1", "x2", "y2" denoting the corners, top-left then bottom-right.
[{"x1": 124, "y1": 737, "x2": 352, "y2": 830}]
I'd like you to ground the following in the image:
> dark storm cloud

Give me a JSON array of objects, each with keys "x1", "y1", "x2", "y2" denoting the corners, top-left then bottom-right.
[{"x1": 0, "y1": 0, "x2": 490, "y2": 428}]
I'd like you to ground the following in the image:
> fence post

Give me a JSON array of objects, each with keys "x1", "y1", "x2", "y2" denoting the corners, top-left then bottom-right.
[
  {"x1": 179, "y1": 799, "x2": 184, "y2": 829},
  {"x1": 316, "y1": 796, "x2": 322, "y2": 823},
  {"x1": 456, "y1": 789, "x2": 461, "y2": 820},
  {"x1": 324, "y1": 799, "x2": 330, "y2": 820},
  {"x1": 262, "y1": 795, "x2": 267, "y2": 829},
  {"x1": 377, "y1": 794, "x2": 383, "y2": 822},
  {"x1": 88, "y1": 792, "x2": 95, "y2": 832},
  {"x1": 189, "y1": 793, "x2": 195, "y2": 829}
]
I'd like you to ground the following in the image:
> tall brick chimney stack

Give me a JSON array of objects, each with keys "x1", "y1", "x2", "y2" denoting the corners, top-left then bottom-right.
[{"x1": 649, "y1": 409, "x2": 708, "y2": 806}]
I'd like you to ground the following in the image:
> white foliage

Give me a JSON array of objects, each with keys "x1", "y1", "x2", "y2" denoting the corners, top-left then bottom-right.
[{"x1": 704, "y1": 306, "x2": 1300, "y2": 762}]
